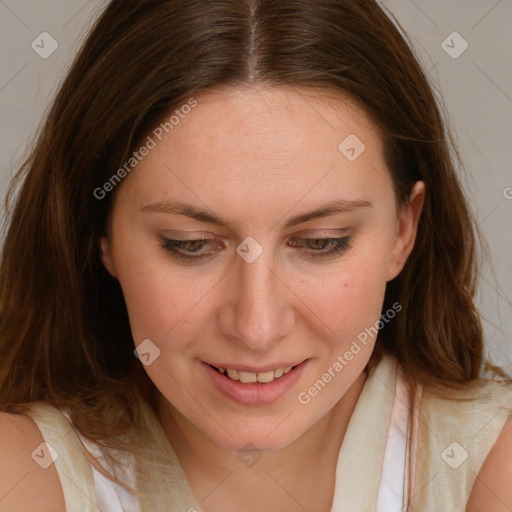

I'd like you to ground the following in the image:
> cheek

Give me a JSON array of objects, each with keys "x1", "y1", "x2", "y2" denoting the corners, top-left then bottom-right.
[
  {"x1": 111, "y1": 241, "x2": 209, "y2": 348},
  {"x1": 301, "y1": 253, "x2": 388, "y2": 338}
]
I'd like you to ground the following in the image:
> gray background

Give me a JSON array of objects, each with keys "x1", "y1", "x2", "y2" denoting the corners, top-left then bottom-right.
[{"x1": 1, "y1": 1, "x2": 511, "y2": 370}]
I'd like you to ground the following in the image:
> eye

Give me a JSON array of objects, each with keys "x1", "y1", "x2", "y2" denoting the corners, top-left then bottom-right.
[
  {"x1": 160, "y1": 235, "x2": 352, "y2": 262},
  {"x1": 288, "y1": 236, "x2": 352, "y2": 260},
  {"x1": 160, "y1": 235, "x2": 220, "y2": 261}
]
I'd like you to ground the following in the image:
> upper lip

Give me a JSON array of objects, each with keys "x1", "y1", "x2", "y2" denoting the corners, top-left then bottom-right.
[{"x1": 205, "y1": 359, "x2": 307, "y2": 373}]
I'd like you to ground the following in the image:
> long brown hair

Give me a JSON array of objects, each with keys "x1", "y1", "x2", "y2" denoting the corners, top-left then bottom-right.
[{"x1": 0, "y1": 0, "x2": 505, "y2": 456}]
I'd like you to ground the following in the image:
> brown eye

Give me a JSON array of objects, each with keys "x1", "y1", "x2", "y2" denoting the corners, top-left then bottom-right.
[
  {"x1": 161, "y1": 236, "x2": 221, "y2": 261},
  {"x1": 288, "y1": 237, "x2": 352, "y2": 260}
]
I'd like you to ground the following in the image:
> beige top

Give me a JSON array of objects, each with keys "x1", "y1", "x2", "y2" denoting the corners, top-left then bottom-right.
[{"x1": 24, "y1": 354, "x2": 512, "y2": 511}]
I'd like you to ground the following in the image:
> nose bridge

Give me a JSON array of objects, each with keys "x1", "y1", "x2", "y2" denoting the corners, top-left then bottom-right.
[{"x1": 223, "y1": 245, "x2": 293, "y2": 349}]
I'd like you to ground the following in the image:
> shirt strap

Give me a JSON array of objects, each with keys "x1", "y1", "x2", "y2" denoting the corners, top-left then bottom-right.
[{"x1": 24, "y1": 401, "x2": 99, "y2": 511}]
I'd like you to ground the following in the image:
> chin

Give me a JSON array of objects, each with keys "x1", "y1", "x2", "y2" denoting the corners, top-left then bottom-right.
[{"x1": 204, "y1": 417, "x2": 309, "y2": 454}]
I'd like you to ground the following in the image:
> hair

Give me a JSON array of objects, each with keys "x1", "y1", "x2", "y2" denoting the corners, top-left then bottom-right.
[{"x1": 0, "y1": 0, "x2": 507, "y2": 495}]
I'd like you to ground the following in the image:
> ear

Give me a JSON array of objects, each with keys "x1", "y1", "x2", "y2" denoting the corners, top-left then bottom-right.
[
  {"x1": 386, "y1": 181, "x2": 425, "y2": 282},
  {"x1": 99, "y1": 235, "x2": 118, "y2": 278}
]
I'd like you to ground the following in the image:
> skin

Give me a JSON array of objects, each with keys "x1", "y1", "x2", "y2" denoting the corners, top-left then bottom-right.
[
  {"x1": 466, "y1": 419, "x2": 512, "y2": 511},
  {"x1": 99, "y1": 84, "x2": 425, "y2": 511}
]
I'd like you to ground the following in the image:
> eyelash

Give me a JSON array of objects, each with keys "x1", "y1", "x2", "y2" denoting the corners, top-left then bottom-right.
[{"x1": 160, "y1": 235, "x2": 352, "y2": 262}]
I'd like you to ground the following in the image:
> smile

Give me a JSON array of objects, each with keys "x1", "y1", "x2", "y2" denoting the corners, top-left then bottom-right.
[
  {"x1": 209, "y1": 364, "x2": 298, "y2": 384},
  {"x1": 202, "y1": 359, "x2": 309, "y2": 405}
]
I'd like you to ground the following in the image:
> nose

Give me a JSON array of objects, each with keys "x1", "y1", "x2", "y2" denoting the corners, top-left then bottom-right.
[{"x1": 218, "y1": 249, "x2": 295, "y2": 352}]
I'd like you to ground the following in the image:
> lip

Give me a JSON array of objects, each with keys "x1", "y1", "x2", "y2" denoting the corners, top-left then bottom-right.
[{"x1": 201, "y1": 359, "x2": 309, "y2": 405}]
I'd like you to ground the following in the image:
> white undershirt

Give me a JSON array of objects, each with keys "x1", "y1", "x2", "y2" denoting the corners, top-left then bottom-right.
[{"x1": 375, "y1": 372, "x2": 409, "y2": 510}]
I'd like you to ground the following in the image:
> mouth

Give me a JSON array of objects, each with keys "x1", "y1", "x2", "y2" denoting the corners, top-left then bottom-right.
[
  {"x1": 207, "y1": 362, "x2": 303, "y2": 384},
  {"x1": 203, "y1": 359, "x2": 309, "y2": 405}
]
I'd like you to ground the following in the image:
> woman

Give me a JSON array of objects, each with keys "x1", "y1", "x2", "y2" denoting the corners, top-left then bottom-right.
[{"x1": 0, "y1": 0, "x2": 510, "y2": 510}]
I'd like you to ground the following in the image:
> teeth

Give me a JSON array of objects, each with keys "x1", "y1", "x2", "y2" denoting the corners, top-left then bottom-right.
[
  {"x1": 216, "y1": 365, "x2": 296, "y2": 384},
  {"x1": 274, "y1": 368, "x2": 284, "y2": 378},
  {"x1": 227, "y1": 369, "x2": 239, "y2": 380},
  {"x1": 255, "y1": 370, "x2": 275, "y2": 383},
  {"x1": 239, "y1": 371, "x2": 257, "y2": 383}
]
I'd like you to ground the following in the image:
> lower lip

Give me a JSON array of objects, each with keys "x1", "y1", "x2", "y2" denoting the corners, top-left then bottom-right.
[{"x1": 202, "y1": 360, "x2": 309, "y2": 405}]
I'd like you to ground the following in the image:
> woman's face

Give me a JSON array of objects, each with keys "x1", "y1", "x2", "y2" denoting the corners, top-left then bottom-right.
[{"x1": 100, "y1": 85, "x2": 424, "y2": 453}]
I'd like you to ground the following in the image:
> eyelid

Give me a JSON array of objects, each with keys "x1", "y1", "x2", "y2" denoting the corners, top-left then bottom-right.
[
  {"x1": 161, "y1": 229, "x2": 349, "y2": 239},
  {"x1": 159, "y1": 230, "x2": 350, "y2": 250},
  {"x1": 292, "y1": 229, "x2": 350, "y2": 238},
  {"x1": 160, "y1": 233, "x2": 353, "y2": 262}
]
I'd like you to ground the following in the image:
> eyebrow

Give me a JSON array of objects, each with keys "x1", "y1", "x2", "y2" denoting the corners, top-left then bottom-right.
[{"x1": 140, "y1": 198, "x2": 373, "y2": 229}]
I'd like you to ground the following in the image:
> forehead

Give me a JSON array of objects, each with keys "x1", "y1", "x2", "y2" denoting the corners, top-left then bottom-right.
[
  {"x1": 116, "y1": 84, "x2": 393, "y2": 221},
  {"x1": 165, "y1": 84, "x2": 381, "y2": 168}
]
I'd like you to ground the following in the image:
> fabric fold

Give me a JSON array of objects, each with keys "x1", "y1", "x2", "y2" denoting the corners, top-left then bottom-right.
[
  {"x1": 25, "y1": 401, "x2": 99, "y2": 511},
  {"x1": 330, "y1": 354, "x2": 398, "y2": 511}
]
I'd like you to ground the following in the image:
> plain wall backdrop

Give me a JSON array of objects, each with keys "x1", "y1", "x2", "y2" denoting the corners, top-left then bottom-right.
[{"x1": 1, "y1": 0, "x2": 511, "y2": 370}]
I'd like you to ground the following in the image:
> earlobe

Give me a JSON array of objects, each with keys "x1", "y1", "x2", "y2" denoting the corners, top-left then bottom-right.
[
  {"x1": 99, "y1": 235, "x2": 118, "y2": 278},
  {"x1": 386, "y1": 181, "x2": 425, "y2": 282}
]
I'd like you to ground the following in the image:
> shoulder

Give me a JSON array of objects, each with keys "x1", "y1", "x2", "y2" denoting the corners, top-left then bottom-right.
[
  {"x1": 466, "y1": 417, "x2": 512, "y2": 511},
  {"x1": 419, "y1": 378, "x2": 512, "y2": 510},
  {"x1": 420, "y1": 377, "x2": 512, "y2": 422},
  {"x1": 0, "y1": 410, "x2": 66, "y2": 511}
]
